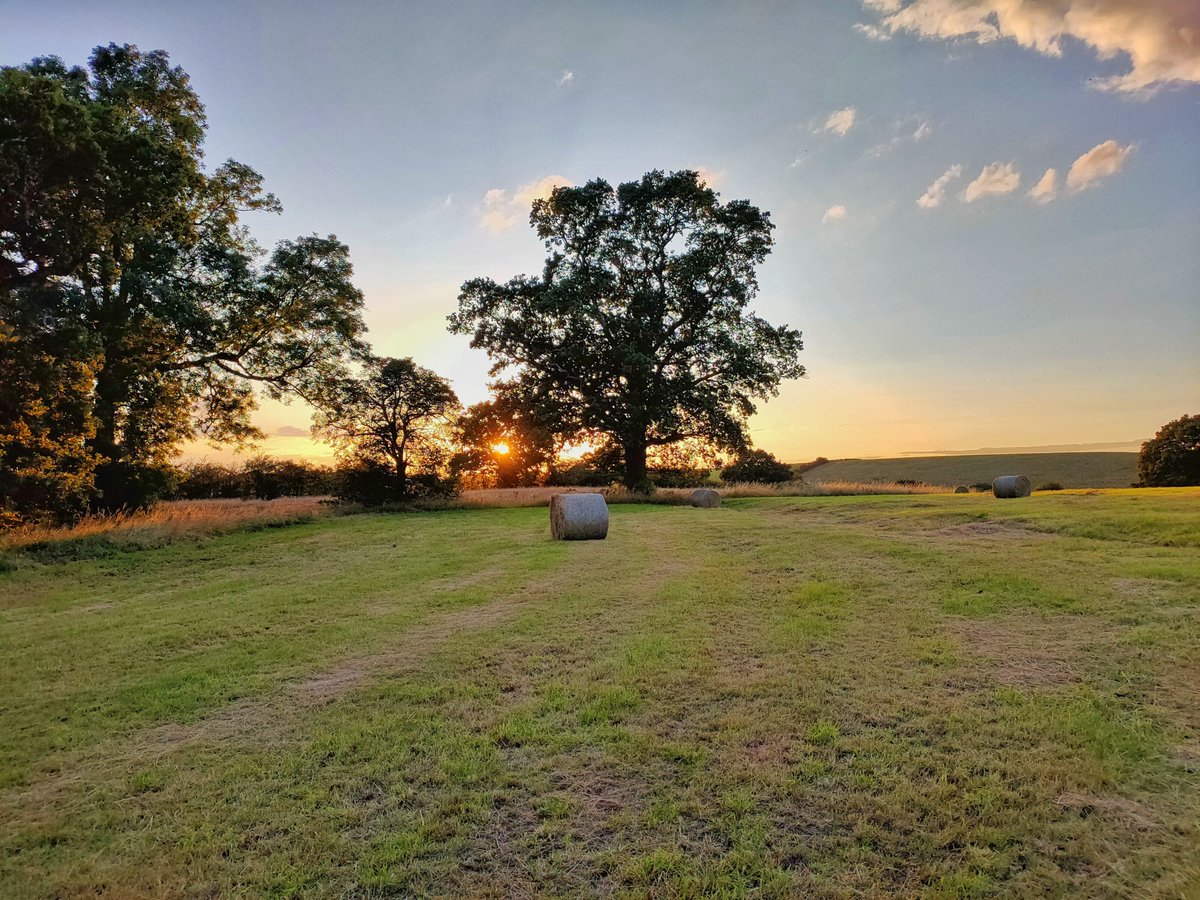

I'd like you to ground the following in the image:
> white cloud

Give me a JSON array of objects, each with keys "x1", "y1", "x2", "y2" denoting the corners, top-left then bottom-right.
[
  {"x1": 816, "y1": 107, "x2": 857, "y2": 136},
  {"x1": 852, "y1": 22, "x2": 892, "y2": 41},
  {"x1": 479, "y1": 175, "x2": 573, "y2": 233},
  {"x1": 1028, "y1": 167, "x2": 1058, "y2": 203},
  {"x1": 557, "y1": 69, "x2": 574, "y2": 88},
  {"x1": 822, "y1": 204, "x2": 848, "y2": 224},
  {"x1": 962, "y1": 162, "x2": 1021, "y2": 202},
  {"x1": 1066, "y1": 140, "x2": 1135, "y2": 192},
  {"x1": 916, "y1": 164, "x2": 962, "y2": 208},
  {"x1": 858, "y1": 0, "x2": 1200, "y2": 94}
]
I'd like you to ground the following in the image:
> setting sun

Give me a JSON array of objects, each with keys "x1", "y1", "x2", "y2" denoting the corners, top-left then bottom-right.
[{"x1": 492, "y1": 442, "x2": 510, "y2": 455}]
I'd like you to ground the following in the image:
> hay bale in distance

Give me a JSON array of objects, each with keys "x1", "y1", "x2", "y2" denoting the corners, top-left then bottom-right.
[
  {"x1": 992, "y1": 475, "x2": 1032, "y2": 499},
  {"x1": 690, "y1": 488, "x2": 721, "y2": 508},
  {"x1": 550, "y1": 493, "x2": 609, "y2": 540},
  {"x1": 954, "y1": 485, "x2": 969, "y2": 494}
]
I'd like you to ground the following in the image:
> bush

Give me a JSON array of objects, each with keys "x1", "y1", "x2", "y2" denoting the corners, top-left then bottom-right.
[
  {"x1": 793, "y1": 456, "x2": 829, "y2": 475},
  {"x1": 333, "y1": 461, "x2": 457, "y2": 506},
  {"x1": 173, "y1": 462, "x2": 245, "y2": 499},
  {"x1": 1138, "y1": 414, "x2": 1200, "y2": 487},
  {"x1": 93, "y1": 460, "x2": 177, "y2": 512},
  {"x1": 547, "y1": 462, "x2": 620, "y2": 488},
  {"x1": 721, "y1": 449, "x2": 794, "y2": 484},
  {"x1": 649, "y1": 466, "x2": 712, "y2": 488},
  {"x1": 171, "y1": 458, "x2": 337, "y2": 500},
  {"x1": 1036, "y1": 482, "x2": 1063, "y2": 491}
]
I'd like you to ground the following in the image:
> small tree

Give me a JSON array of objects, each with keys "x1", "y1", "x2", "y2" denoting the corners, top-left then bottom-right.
[
  {"x1": 721, "y1": 449, "x2": 794, "y2": 484},
  {"x1": 1138, "y1": 415, "x2": 1200, "y2": 486},
  {"x1": 452, "y1": 394, "x2": 557, "y2": 488},
  {"x1": 450, "y1": 170, "x2": 804, "y2": 491},
  {"x1": 314, "y1": 357, "x2": 460, "y2": 501}
]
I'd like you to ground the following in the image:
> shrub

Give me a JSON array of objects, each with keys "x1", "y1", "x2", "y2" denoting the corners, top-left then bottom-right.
[
  {"x1": 793, "y1": 456, "x2": 829, "y2": 475},
  {"x1": 1138, "y1": 414, "x2": 1200, "y2": 487},
  {"x1": 721, "y1": 449, "x2": 794, "y2": 484},
  {"x1": 333, "y1": 460, "x2": 457, "y2": 506}
]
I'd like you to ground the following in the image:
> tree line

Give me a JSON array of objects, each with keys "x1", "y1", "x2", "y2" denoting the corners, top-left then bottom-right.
[
  {"x1": 1, "y1": 44, "x2": 806, "y2": 525},
  {"x1": 10, "y1": 44, "x2": 1187, "y2": 525}
]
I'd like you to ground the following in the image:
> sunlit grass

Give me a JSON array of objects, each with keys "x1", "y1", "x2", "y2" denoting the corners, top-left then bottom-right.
[{"x1": 1, "y1": 490, "x2": 1196, "y2": 895}]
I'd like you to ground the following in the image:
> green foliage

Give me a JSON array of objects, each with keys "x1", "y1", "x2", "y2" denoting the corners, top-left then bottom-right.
[
  {"x1": 314, "y1": 357, "x2": 460, "y2": 502},
  {"x1": 0, "y1": 44, "x2": 367, "y2": 519},
  {"x1": 1138, "y1": 414, "x2": 1200, "y2": 487},
  {"x1": 0, "y1": 322, "x2": 100, "y2": 525},
  {"x1": 450, "y1": 169, "x2": 804, "y2": 489},
  {"x1": 721, "y1": 449, "x2": 794, "y2": 484},
  {"x1": 171, "y1": 457, "x2": 336, "y2": 500}
]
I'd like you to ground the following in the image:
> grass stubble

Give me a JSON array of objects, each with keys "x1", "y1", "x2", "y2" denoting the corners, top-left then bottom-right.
[{"x1": 0, "y1": 489, "x2": 1197, "y2": 896}]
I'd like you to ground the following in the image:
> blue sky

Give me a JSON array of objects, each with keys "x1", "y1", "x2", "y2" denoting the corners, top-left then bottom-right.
[{"x1": 3, "y1": 0, "x2": 1197, "y2": 460}]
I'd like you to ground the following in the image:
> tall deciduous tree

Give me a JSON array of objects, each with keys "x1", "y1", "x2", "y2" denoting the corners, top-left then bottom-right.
[
  {"x1": 449, "y1": 170, "x2": 804, "y2": 490},
  {"x1": 313, "y1": 357, "x2": 460, "y2": 498},
  {"x1": 0, "y1": 45, "x2": 367, "y2": 517}
]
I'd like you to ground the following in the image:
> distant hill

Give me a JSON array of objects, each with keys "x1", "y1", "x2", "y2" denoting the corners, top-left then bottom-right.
[{"x1": 798, "y1": 452, "x2": 1139, "y2": 489}]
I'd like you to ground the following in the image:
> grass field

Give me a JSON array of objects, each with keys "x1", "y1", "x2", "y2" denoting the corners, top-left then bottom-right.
[
  {"x1": 1, "y1": 489, "x2": 1197, "y2": 896},
  {"x1": 801, "y1": 452, "x2": 1139, "y2": 489}
]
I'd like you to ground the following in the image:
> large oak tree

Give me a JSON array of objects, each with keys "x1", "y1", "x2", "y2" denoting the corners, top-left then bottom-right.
[
  {"x1": 450, "y1": 170, "x2": 804, "y2": 489},
  {"x1": 1, "y1": 45, "x2": 367, "y2": 517}
]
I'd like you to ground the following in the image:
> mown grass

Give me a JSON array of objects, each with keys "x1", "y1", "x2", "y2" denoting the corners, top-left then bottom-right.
[
  {"x1": 1, "y1": 489, "x2": 1197, "y2": 896},
  {"x1": 802, "y1": 452, "x2": 1139, "y2": 489}
]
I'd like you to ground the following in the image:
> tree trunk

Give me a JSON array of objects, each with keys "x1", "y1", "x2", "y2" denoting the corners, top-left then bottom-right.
[{"x1": 623, "y1": 435, "x2": 649, "y2": 490}]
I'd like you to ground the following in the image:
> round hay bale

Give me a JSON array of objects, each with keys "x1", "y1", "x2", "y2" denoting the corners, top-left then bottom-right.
[
  {"x1": 992, "y1": 475, "x2": 1032, "y2": 499},
  {"x1": 550, "y1": 493, "x2": 609, "y2": 540},
  {"x1": 690, "y1": 488, "x2": 721, "y2": 508},
  {"x1": 954, "y1": 485, "x2": 969, "y2": 494}
]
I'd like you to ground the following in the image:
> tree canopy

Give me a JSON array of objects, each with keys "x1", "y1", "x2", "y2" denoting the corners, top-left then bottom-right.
[
  {"x1": 0, "y1": 44, "x2": 367, "y2": 519},
  {"x1": 1138, "y1": 414, "x2": 1200, "y2": 487},
  {"x1": 451, "y1": 393, "x2": 558, "y2": 488},
  {"x1": 449, "y1": 169, "x2": 804, "y2": 490}
]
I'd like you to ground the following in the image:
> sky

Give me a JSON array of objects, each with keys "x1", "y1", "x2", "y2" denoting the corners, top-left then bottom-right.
[{"x1": 3, "y1": 0, "x2": 1198, "y2": 462}]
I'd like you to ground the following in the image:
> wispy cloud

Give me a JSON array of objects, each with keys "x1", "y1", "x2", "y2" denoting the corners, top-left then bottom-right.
[
  {"x1": 1066, "y1": 140, "x2": 1135, "y2": 192},
  {"x1": 857, "y1": 0, "x2": 1200, "y2": 94},
  {"x1": 852, "y1": 22, "x2": 891, "y2": 41},
  {"x1": 816, "y1": 107, "x2": 857, "y2": 137},
  {"x1": 822, "y1": 204, "x2": 848, "y2": 224},
  {"x1": 868, "y1": 117, "x2": 932, "y2": 158},
  {"x1": 479, "y1": 175, "x2": 573, "y2": 233},
  {"x1": 1028, "y1": 168, "x2": 1057, "y2": 204},
  {"x1": 962, "y1": 162, "x2": 1020, "y2": 202},
  {"x1": 275, "y1": 425, "x2": 310, "y2": 437},
  {"x1": 916, "y1": 164, "x2": 962, "y2": 209},
  {"x1": 557, "y1": 69, "x2": 574, "y2": 88}
]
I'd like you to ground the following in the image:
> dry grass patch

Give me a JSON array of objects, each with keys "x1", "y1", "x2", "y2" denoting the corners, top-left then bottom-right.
[
  {"x1": 950, "y1": 614, "x2": 1117, "y2": 688},
  {"x1": 1, "y1": 496, "x2": 336, "y2": 559}
]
